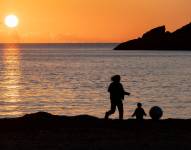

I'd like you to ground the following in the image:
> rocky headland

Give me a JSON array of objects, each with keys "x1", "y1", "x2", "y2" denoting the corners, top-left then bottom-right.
[{"x1": 114, "y1": 23, "x2": 191, "y2": 50}]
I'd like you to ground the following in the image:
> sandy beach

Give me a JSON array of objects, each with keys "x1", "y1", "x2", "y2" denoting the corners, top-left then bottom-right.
[{"x1": 0, "y1": 112, "x2": 190, "y2": 150}]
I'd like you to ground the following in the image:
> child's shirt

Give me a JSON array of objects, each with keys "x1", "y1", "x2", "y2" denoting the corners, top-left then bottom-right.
[{"x1": 132, "y1": 107, "x2": 146, "y2": 120}]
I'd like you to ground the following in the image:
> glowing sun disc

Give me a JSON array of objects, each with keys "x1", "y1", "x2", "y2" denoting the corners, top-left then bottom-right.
[{"x1": 4, "y1": 15, "x2": 19, "y2": 28}]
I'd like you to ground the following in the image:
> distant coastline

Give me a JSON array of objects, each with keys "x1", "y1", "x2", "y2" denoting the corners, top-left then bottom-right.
[{"x1": 114, "y1": 22, "x2": 191, "y2": 50}]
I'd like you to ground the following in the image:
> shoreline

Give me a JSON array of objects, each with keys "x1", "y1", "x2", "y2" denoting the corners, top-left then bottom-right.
[{"x1": 0, "y1": 112, "x2": 191, "y2": 149}]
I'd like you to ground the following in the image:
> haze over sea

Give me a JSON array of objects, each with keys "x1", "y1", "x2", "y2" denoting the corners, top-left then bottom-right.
[{"x1": 0, "y1": 43, "x2": 191, "y2": 119}]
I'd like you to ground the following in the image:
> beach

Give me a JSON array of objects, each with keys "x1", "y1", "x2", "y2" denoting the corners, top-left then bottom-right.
[{"x1": 0, "y1": 112, "x2": 190, "y2": 150}]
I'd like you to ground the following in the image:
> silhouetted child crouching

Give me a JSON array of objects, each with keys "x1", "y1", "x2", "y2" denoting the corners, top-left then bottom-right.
[{"x1": 132, "y1": 103, "x2": 146, "y2": 120}]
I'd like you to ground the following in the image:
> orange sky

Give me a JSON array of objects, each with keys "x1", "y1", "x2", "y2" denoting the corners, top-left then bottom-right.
[{"x1": 0, "y1": 0, "x2": 191, "y2": 43}]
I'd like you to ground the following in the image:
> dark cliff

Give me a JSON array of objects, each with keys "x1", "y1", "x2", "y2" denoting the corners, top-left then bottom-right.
[{"x1": 114, "y1": 23, "x2": 191, "y2": 50}]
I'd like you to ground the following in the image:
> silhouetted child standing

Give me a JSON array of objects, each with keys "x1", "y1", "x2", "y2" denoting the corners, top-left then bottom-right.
[
  {"x1": 105, "y1": 75, "x2": 130, "y2": 120},
  {"x1": 132, "y1": 103, "x2": 146, "y2": 120}
]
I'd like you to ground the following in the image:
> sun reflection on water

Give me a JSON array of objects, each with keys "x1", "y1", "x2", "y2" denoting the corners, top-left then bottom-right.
[{"x1": 0, "y1": 44, "x2": 22, "y2": 116}]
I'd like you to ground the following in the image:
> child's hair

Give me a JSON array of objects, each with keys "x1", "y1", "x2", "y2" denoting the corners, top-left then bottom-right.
[
  {"x1": 111, "y1": 75, "x2": 121, "y2": 82},
  {"x1": 137, "y1": 103, "x2": 142, "y2": 107}
]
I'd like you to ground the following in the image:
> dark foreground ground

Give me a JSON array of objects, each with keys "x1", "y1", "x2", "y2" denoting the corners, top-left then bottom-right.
[{"x1": 0, "y1": 112, "x2": 191, "y2": 150}]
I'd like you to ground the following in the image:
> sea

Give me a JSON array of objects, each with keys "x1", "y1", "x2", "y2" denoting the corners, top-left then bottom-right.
[{"x1": 0, "y1": 43, "x2": 191, "y2": 119}]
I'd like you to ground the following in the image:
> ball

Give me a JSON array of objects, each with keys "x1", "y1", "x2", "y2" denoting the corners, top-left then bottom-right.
[{"x1": 149, "y1": 106, "x2": 163, "y2": 120}]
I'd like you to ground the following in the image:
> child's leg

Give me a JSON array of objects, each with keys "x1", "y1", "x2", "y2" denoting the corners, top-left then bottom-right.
[
  {"x1": 105, "y1": 103, "x2": 116, "y2": 119},
  {"x1": 117, "y1": 102, "x2": 124, "y2": 120}
]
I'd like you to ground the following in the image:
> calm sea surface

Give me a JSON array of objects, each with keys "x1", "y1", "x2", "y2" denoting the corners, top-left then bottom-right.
[{"x1": 0, "y1": 43, "x2": 191, "y2": 119}]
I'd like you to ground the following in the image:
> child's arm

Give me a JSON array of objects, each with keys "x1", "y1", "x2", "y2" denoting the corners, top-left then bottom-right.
[
  {"x1": 124, "y1": 91, "x2": 130, "y2": 96},
  {"x1": 143, "y1": 110, "x2": 147, "y2": 116},
  {"x1": 120, "y1": 83, "x2": 130, "y2": 96},
  {"x1": 131, "y1": 109, "x2": 136, "y2": 117}
]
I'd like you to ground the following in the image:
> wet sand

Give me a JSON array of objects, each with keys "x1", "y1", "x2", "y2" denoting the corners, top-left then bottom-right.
[{"x1": 0, "y1": 112, "x2": 190, "y2": 150}]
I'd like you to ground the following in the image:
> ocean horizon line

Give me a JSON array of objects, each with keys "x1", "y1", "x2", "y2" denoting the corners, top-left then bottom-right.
[
  {"x1": 0, "y1": 42, "x2": 118, "y2": 50},
  {"x1": 0, "y1": 42, "x2": 119, "y2": 45}
]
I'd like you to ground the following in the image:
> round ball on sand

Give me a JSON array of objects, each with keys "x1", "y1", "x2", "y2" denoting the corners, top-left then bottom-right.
[{"x1": 149, "y1": 106, "x2": 163, "y2": 120}]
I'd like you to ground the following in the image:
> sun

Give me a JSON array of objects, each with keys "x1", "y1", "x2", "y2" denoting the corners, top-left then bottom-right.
[{"x1": 4, "y1": 15, "x2": 19, "y2": 28}]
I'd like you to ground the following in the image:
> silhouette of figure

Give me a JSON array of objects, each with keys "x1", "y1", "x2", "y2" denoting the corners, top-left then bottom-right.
[
  {"x1": 105, "y1": 75, "x2": 130, "y2": 120},
  {"x1": 132, "y1": 103, "x2": 146, "y2": 120}
]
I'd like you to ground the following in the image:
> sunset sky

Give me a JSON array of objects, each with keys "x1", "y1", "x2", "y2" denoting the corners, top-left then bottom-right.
[{"x1": 0, "y1": 0, "x2": 191, "y2": 43}]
